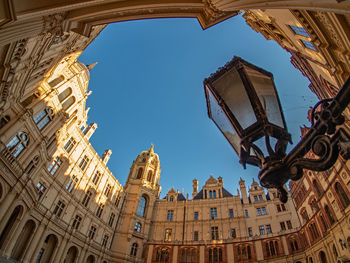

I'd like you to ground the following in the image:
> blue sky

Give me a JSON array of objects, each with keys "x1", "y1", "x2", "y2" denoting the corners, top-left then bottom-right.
[{"x1": 79, "y1": 14, "x2": 318, "y2": 197}]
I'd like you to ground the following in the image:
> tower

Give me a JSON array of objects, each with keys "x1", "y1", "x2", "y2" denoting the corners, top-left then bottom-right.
[{"x1": 111, "y1": 145, "x2": 161, "y2": 261}]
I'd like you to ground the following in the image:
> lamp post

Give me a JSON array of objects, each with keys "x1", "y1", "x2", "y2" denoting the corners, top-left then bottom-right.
[{"x1": 204, "y1": 56, "x2": 350, "y2": 202}]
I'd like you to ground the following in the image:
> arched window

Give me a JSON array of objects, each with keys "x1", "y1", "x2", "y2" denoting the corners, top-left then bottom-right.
[
  {"x1": 319, "y1": 251, "x2": 327, "y2": 263},
  {"x1": 324, "y1": 205, "x2": 335, "y2": 225},
  {"x1": 208, "y1": 247, "x2": 222, "y2": 263},
  {"x1": 332, "y1": 244, "x2": 338, "y2": 260},
  {"x1": 156, "y1": 248, "x2": 169, "y2": 262},
  {"x1": 62, "y1": 96, "x2": 75, "y2": 110},
  {"x1": 34, "y1": 107, "x2": 54, "y2": 130},
  {"x1": 147, "y1": 171, "x2": 153, "y2": 182},
  {"x1": 169, "y1": 196, "x2": 174, "y2": 202},
  {"x1": 48, "y1": 75, "x2": 64, "y2": 87},
  {"x1": 6, "y1": 131, "x2": 29, "y2": 157},
  {"x1": 209, "y1": 191, "x2": 212, "y2": 199},
  {"x1": 313, "y1": 179, "x2": 323, "y2": 197},
  {"x1": 58, "y1": 87, "x2": 72, "y2": 102},
  {"x1": 136, "y1": 168, "x2": 143, "y2": 179},
  {"x1": 213, "y1": 190, "x2": 216, "y2": 198},
  {"x1": 130, "y1": 243, "x2": 137, "y2": 257},
  {"x1": 137, "y1": 196, "x2": 147, "y2": 217},
  {"x1": 335, "y1": 182, "x2": 350, "y2": 209}
]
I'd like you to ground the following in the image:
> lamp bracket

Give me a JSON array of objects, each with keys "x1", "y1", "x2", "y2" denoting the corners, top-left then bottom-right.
[{"x1": 258, "y1": 76, "x2": 350, "y2": 203}]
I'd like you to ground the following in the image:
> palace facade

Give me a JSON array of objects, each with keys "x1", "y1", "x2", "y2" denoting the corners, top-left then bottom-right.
[{"x1": 0, "y1": 1, "x2": 350, "y2": 263}]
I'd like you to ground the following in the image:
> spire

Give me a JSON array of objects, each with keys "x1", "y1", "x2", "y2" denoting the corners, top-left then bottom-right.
[
  {"x1": 148, "y1": 144, "x2": 154, "y2": 153},
  {"x1": 87, "y1": 62, "x2": 98, "y2": 71}
]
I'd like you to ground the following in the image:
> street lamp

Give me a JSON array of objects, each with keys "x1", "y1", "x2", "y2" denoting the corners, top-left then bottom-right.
[{"x1": 204, "y1": 56, "x2": 350, "y2": 202}]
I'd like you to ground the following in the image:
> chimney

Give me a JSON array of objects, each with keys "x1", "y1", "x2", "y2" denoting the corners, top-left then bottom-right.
[
  {"x1": 84, "y1": 123, "x2": 97, "y2": 140},
  {"x1": 102, "y1": 149, "x2": 112, "y2": 165},
  {"x1": 192, "y1": 179, "x2": 198, "y2": 198}
]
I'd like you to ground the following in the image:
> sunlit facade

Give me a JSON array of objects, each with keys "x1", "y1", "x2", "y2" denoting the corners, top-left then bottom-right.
[{"x1": 0, "y1": 1, "x2": 350, "y2": 263}]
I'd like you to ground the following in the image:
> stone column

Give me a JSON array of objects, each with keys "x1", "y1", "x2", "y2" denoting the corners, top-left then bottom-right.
[
  {"x1": 200, "y1": 246, "x2": 205, "y2": 263},
  {"x1": 281, "y1": 236, "x2": 289, "y2": 255},
  {"x1": 172, "y1": 246, "x2": 178, "y2": 263},
  {"x1": 53, "y1": 235, "x2": 69, "y2": 262},
  {"x1": 22, "y1": 223, "x2": 46, "y2": 263},
  {"x1": 146, "y1": 245, "x2": 153, "y2": 263},
  {"x1": 226, "y1": 244, "x2": 234, "y2": 263}
]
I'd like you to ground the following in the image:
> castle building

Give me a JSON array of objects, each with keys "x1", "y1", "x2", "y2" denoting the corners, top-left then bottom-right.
[{"x1": 0, "y1": 1, "x2": 350, "y2": 263}]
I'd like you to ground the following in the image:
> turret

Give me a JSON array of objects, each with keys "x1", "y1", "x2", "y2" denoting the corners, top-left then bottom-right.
[
  {"x1": 102, "y1": 149, "x2": 112, "y2": 164},
  {"x1": 239, "y1": 178, "x2": 249, "y2": 204},
  {"x1": 84, "y1": 122, "x2": 97, "y2": 139},
  {"x1": 192, "y1": 179, "x2": 198, "y2": 198}
]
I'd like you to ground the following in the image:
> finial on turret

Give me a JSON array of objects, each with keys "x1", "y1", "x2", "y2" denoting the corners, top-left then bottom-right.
[
  {"x1": 149, "y1": 144, "x2": 154, "y2": 153},
  {"x1": 87, "y1": 62, "x2": 98, "y2": 71}
]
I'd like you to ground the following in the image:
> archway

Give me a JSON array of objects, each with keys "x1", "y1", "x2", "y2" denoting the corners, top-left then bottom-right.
[
  {"x1": 0, "y1": 205, "x2": 23, "y2": 249},
  {"x1": 319, "y1": 251, "x2": 327, "y2": 263},
  {"x1": 11, "y1": 219, "x2": 36, "y2": 260},
  {"x1": 64, "y1": 246, "x2": 78, "y2": 263},
  {"x1": 86, "y1": 255, "x2": 95, "y2": 263},
  {"x1": 35, "y1": 234, "x2": 58, "y2": 263}
]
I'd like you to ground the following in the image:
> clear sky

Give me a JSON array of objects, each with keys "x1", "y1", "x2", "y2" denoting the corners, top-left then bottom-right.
[{"x1": 79, "y1": 14, "x2": 319, "y2": 198}]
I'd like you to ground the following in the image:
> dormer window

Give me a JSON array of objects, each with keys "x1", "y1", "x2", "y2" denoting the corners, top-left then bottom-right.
[
  {"x1": 169, "y1": 196, "x2": 174, "y2": 202},
  {"x1": 209, "y1": 190, "x2": 217, "y2": 199}
]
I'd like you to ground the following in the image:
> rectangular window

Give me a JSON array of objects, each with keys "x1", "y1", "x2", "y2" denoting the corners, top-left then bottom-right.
[
  {"x1": 211, "y1": 226, "x2": 219, "y2": 240},
  {"x1": 88, "y1": 226, "x2": 96, "y2": 239},
  {"x1": 245, "y1": 209, "x2": 248, "y2": 218},
  {"x1": 259, "y1": 195, "x2": 263, "y2": 201},
  {"x1": 102, "y1": 235, "x2": 109, "y2": 247},
  {"x1": 261, "y1": 207, "x2": 267, "y2": 215},
  {"x1": 92, "y1": 171, "x2": 101, "y2": 185},
  {"x1": 276, "y1": 204, "x2": 281, "y2": 212},
  {"x1": 231, "y1": 228, "x2": 236, "y2": 238},
  {"x1": 281, "y1": 203, "x2": 286, "y2": 211},
  {"x1": 194, "y1": 231, "x2": 199, "y2": 241},
  {"x1": 165, "y1": 228, "x2": 172, "y2": 242},
  {"x1": 72, "y1": 215, "x2": 82, "y2": 230},
  {"x1": 286, "y1": 220, "x2": 292, "y2": 229},
  {"x1": 36, "y1": 182, "x2": 46, "y2": 199},
  {"x1": 280, "y1": 222, "x2": 286, "y2": 231},
  {"x1": 34, "y1": 107, "x2": 53, "y2": 130},
  {"x1": 248, "y1": 227, "x2": 253, "y2": 237},
  {"x1": 115, "y1": 196, "x2": 121, "y2": 208},
  {"x1": 257, "y1": 208, "x2": 261, "y2": 216},
  {"x1": 96, "y1": 203, "x2": 104, "y2": 218},
  {"x1": 82, "y1": 191, "x2": 92, "y2": 207},
  {"x1": 210, "y1": 208, "x2": 218, "y2": 220},
  {"x1": 48, "y1": 157, "x2": 62, "y2": 175},
  {"x1": 79, "y1": 155, "x2": 89, "y2": 170},
  {"x1": 65, "y1": 175, "x2": 78, "y2": 193},
  {"x1": 229, "y1": 209, "x2": 234, "y2": 218},
  {"x1": 109, "y1": 213, "x2": 115, "y2": 227},
  {"x1": 167, "y1": 210, "x2": 174, "y2": 221},
  {"x1": 259, "y1": 225, "x2": 265, "y2": 235},
  {"x1": 53, "y1": 200, "x2": 65, "y2": 217},
  {"x1": 266, "y1": 224, "x2": 272, "y2": 234},
  {"x1": 253, "y1": 195, "x2": 258, "y2": 201},
  {"x1": 301, "y1": 39, "x2": 317, "y2": 51},
  {"x1": 64, "y1": 137, "x2": 76, "y2": 153},
  {"x1": 290, "y1": 25, "x2": 310, "y2": 37},
  {"x1": 104, "y1": 184, "x2": 112, "y2": 197},
  {"x1": 194, "y1": 211, "x2": 199, "y2": 221}
]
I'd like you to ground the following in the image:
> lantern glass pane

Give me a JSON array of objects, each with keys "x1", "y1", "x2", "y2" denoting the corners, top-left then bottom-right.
[
  {"x1": 247, "y1": 68, "x2": 284, "y2": 128},
  {"x1": 212, "y1": 69, "x2": 257, "y2": 129},
  {"x1": 207, "y1": 87, "x2": 240, "y2": 153}
]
